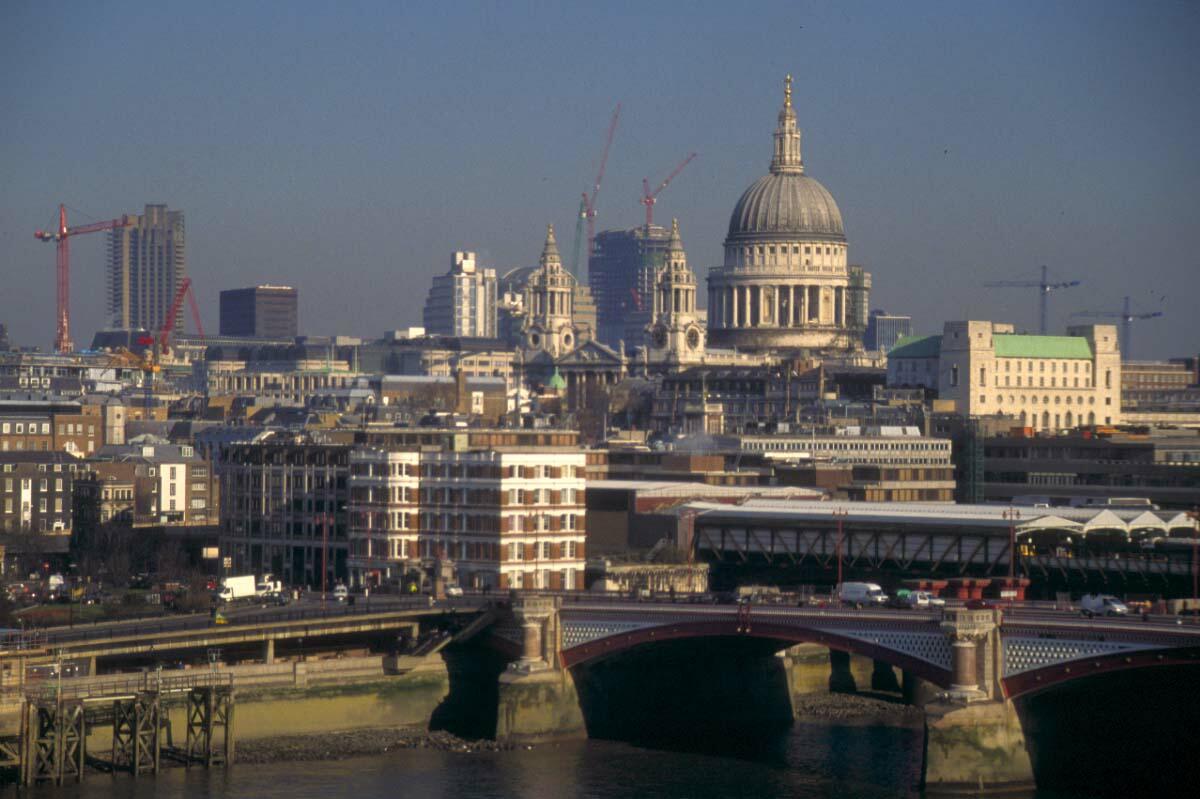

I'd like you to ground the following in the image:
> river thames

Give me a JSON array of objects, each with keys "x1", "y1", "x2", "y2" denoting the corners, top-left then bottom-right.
[{"x1": 13, "y1": 719, "x2": 1105, "y2": 799}]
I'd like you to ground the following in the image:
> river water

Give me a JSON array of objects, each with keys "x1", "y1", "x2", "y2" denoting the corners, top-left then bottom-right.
[{"x1": 12, "y1": 719, "x2": 1097, "y2": 799}]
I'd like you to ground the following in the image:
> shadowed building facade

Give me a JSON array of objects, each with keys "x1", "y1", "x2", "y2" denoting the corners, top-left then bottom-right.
[{"x1": 219, "y1": 285, "x2": 299, "y2": 339}]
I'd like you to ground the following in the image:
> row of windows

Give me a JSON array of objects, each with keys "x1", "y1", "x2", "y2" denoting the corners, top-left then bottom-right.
[
  {"x1": 751, "y1": 441, "x2": 947, "y2": 452},
  {"x1": 1, "y1": 462, "x2": 75, "y2": 473},
  {"x1": 995, "y1": 375, "x2": 1093, "y2": 388},
  {"x1": 2, "y1": 497, "x2": 63, "y2": 513},
  {"x1": 979, "y1": 394, "x2": 1112, "y2": 407},
  {"x1": 509, "y1": 540, "x2": 580, "y2": 560},
  {"x1": 1001, "y1": 359, "x2": 1090, "y2": 374},
  {"x1": 2, "y1": 478, "x2": 65, "y2": 492},
  {"x1": 0, "y1": 422, "x2": 95, "y2": 436},
  {"x1": 952, "y1": 364, "x2": 1112, "y2": 389},
  {"x1": 507, "y1": 570, "x2": 578, "y2": 590}
]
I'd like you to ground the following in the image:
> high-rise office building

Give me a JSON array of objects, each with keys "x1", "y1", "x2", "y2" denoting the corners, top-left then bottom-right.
[
  {"x1": 864, "y1": 309, "x2": 912, "y2": 353},
  {"x1": 220, "y1": 285, "x2": 299, "y2": 338},
  {"x1": 588, "y1": 224, "x2": 671, "y2": 347},
  {"x1": 108, "y1": 204, "x2": 186, "y2": 332},
  {"x1": 423, "y1": 251, "x2": 498, "y2": 338}
]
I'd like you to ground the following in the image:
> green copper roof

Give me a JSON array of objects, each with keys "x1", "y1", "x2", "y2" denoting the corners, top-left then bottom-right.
[
  {"x1": 547, "y1": 368, "x2": 567, "y2": 390},
  {"x1": 993, "y1": 335, "x2": 1092, "y2": 360},
  {"x1": 889, "y1": 335, "x2": 941, "y2": 359}
]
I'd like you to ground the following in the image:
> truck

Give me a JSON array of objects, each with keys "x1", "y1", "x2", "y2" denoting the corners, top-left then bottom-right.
[{"x1": 216, "y1": 575, "x2": 257, "y2": 603}]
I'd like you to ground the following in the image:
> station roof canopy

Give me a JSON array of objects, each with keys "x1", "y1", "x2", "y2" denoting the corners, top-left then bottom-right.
[
  {"x1": 686, "y1": 499, "x2": 1178, "y2": 536},
  {"x1": 1164, "y1": 512, "x2": 1198, "y2": 532},
  {"x1": 1082, "y1": 509, "x2": 1130, "y2": 533},
  {"x1": 1016, "y1": 515, "x2": 1083, "y2": 533},
  {"x1": 1127, "y1": 511, "x2": 1169, "y2": 532}
]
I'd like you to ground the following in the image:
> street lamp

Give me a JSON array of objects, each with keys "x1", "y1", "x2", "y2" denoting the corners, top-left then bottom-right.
[
  {"x1": 832, "y1": 509, "x2": 849, "y2": 592},
  {"x1": 1003, "y1": 508, "x2": 1023, "y2": 584},
  {"x1": 314, "y1": 512, "x2": 334, "y2": 607}
]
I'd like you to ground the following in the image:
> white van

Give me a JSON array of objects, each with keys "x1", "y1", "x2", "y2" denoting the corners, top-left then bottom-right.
[
  {"x1": 838, "y1": 582, "x2": 888, "y2": 607},
  {"x1": 1079, "y1": 594, "x2": 1129, "y2": 617}
]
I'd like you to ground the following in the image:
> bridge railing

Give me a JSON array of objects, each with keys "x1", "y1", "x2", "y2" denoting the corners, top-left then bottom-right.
[
  {"x1": 21, "y1": 669, "x2": 233, "y2": 704},
  {"x1": 33, "y1": 596, "x2": 488, "y2": 646}
]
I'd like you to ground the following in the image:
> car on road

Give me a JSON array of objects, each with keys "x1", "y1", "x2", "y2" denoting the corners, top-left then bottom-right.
[
  {"x1": 904, "y1": 591, "x2": 946, "y2": 609},
  {"x1": 261, "y1": 591, "x2": 290, "y2": 607},
  {"x1": 445, "y1": 585, "x2": 464, "y2": 598},
  {"x1": 890, "y1": 590, "x2": 944, "y2": 609},
  {"x1": 333, "y1": 585, "x2": 349, "y2": 602}
]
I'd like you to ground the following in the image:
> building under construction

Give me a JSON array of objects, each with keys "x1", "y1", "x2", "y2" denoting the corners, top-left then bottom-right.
[{"x1": 588, "y1": 224, "x2": 671, "y2": 349}]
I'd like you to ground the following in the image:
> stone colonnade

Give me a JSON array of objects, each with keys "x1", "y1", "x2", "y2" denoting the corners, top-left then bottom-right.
[{"x1": 708, "y1": 283, "x2": 845, "y2": 329}]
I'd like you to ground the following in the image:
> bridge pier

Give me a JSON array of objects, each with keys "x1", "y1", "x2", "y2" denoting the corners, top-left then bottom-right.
[
  {"x1": 185, "y1": 686, "x2": 235, "y2": 767},
  {"x1": 923, "y1": 608, "x2": 1034, "y2": 795},
  {"x1": 870, "y1": 659, "x2": 901, "y2": 693},
  {"x1": 111, "y1": 692, "x2": 161, "y2": 777},
  {"x1": 902, "y1": 670, "x2": 940, "y2": 707},
  {"x1": 21, "y1": 699, "x2": 86, "y2": 785},
  {"x1": 262, "y1": 638, "x2": 275, "y2": 665},
  {"x1": 495, "y1": 596, "x2": 585, "y2": 745},
  {"x1": 828, "y1": 649, "x2": 857, "y2": 693}
]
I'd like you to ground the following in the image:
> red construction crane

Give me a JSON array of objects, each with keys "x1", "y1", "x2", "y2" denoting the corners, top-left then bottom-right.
[
  {"x1": 641, "y1": 152, "x2": 697, "y2": 230},
  {"x1": 35, "y1": 204, "x2": 133, "y2": 353},
  {"x1": 159, "y1": 277, "x2": 206, "y2": 353},
  {"x1": 582, "y1": 104, "x2": 621, "y2": 267}
]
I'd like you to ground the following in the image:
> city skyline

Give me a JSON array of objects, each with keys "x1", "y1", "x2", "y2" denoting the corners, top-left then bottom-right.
[{"x1": 2, "y1": 1, "x2": 1198, "y2": 358}]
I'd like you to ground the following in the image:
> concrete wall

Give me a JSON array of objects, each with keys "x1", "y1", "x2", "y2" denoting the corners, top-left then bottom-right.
[{"x1": 79, "y1": 657, "x2": 451, "y2": 752}]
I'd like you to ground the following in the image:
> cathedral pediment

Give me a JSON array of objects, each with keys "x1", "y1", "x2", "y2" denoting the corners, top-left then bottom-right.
[{"x1": 555, "y1": 339, "x2": 625, "y2": 367}]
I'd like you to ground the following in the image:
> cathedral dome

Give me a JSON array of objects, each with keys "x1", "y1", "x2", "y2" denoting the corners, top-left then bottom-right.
[
  {"x1": 726, "y1": 172, "x2": 844, "y2": 242},
  {"x1": 724, "y1": 74, "x2": 845, "y2": 244}
]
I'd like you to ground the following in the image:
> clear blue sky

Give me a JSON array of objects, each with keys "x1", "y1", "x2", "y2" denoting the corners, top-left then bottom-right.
[{"x1": 2, "y1": 0, "x2": 1197, "y2": 359}]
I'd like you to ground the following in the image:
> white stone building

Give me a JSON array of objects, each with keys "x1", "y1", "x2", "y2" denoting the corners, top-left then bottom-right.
[
  {"x1": 519, "y1": 225, "x2": 589, "y2": 359},
  {"x1": 422, "y1": 251, "x2": 498, "y2": 338},
  {"x1": 888, "y1": 321, "x2": 1122, "y2": 431}
]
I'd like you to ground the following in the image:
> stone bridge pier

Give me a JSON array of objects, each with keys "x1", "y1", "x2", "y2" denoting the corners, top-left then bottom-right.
[
  {"x1": 923, "y1": 607, "x2": 1034, "y2": 795},
  {"x1": 495, "y1": 596, "x2": 585, "y2": 744}
]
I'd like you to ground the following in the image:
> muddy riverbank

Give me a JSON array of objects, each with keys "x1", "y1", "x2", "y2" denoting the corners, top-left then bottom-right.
[
  {"x1": 233, "y1": 692, "x2": 920, "y2": 765},
  {"x1": 233, "y1": 726, "x2": 515, "y2": 764},
  {"x1": 791, "y1": 691, "x2": 924, "y2": 726}
]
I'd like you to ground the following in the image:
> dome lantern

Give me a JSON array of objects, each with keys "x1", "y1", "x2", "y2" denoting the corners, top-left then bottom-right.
[{"x1": 770, "y1": 74, "x2": 804, "y2": 175}]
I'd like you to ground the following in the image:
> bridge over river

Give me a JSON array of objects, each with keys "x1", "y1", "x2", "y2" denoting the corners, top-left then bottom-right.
[{"x1": 3, "y1": 595, "x2": 1199, "y2": 793}]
